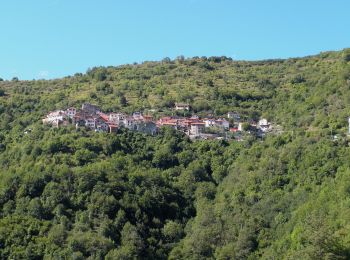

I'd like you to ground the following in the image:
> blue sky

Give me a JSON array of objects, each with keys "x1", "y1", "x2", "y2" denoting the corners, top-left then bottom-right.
[{"x1": 0, "y1": 0, "x2": 349, "y2": 80}]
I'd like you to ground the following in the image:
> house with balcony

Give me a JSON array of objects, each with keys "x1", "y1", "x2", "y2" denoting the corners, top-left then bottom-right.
[
  {"x1": 109, "y1": 113, "x2": 126, "y2": 125},
  {"x1": 84, "y1": 117, "x2": 96, "y2": 129},
  {"x1": 66, "y1": 107, "x2": 77, "y2": 118},
  {"x1": 215, "y1": 118, "x2": 230, "y2": 129},
  {"x1": 190, "y1": 122, "x2": 205, "y2": 136}
]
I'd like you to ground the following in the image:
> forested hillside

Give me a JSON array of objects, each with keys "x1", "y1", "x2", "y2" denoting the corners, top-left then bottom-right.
[{"x1": 1, "y1": 49, "x2": 350, "y2": 259}]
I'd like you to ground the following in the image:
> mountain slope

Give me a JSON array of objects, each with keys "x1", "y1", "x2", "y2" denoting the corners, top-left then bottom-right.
[{"x1": 1, "y1": 49, "x2": 350, "y2": 259}]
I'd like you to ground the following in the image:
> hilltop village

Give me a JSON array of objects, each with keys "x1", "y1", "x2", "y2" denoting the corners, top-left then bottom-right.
[{"x1": 42, "y1": 103, "x2": 275, "y2": 140}]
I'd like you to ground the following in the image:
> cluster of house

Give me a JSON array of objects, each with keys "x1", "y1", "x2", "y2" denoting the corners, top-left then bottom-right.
[
  {"x1": 42, "y1": 103, "x2": 157, "y2": 135},
  {"x1": 42, "y1": 103, "x2": 272, "y2": 140},
  {"x1": 156, "y1": 115, "x2": 230, "y2": 138}
]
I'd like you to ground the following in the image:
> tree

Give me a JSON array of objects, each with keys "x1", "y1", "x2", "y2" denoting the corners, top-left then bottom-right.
[
  {"x1": 93, "y1": 68, "x2": 107, "y2": 81},
  {"x1": 74, "y1": 149, "x2": 97, "y2": 165},
  {"x1": 119, "y1": 95, "x2": 127, "y2": 107},
  {"x1": 241, "y1": 122, "x2": 251, "y2": 131},
  {"x1": 1, "y1": 48, "x2": 350, "y2": 260},
  {"x1": 89, "y1": 92, "x2": 97, "y2": 99},
  {"x1": 175, "y1": 55, "x2": 185, "y2": 64},
  {"x1": 163, "y1": 221, "x2": 184, "y2": 242},
  {"x1": 106, "y1": 222, "x2": 144, "y2": 260},
  {"x1": 152, "y1": 144, "x2": 178, "y2": 169},
  {"x1": 28, "y1": 198, "x2": 45, "y2": 219},
  {"x1": 290, "y1": 75, "x2": 306, "y2": 84},
  {"x1": 67, "y1": 231, "x2": 114, "y2": 258},
  {"x1": 199, "y1": 62, "x2": 214, "y2": 71},
  {"x1": 96, "y1": 82, "x2": 113, "y2": 94},
  {"x1": 342, "y1": 48, "x2": 350, "y2": 62},
  {"x1": 162, "y1": 57, "x2": 171, "y2": 63}
]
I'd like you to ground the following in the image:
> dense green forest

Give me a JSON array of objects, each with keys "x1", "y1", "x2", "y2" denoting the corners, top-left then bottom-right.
[{"x1": 1, "y1": 49, "x2": 350, "y2": 259}]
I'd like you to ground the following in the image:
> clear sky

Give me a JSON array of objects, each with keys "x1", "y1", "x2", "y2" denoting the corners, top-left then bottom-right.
[{"x1": 0, "y1": 0, "x2": 349, "y2": 80}]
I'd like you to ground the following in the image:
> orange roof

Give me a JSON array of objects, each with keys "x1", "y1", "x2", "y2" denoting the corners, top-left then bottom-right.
[{"x1": 99, "y1": 113, "x2": 109, "y2": 122}]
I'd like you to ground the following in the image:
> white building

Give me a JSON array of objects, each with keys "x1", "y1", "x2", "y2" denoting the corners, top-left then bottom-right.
[
  {"x1": 175, "y1": 103, "x2": 190, "y2": 110},
  {"x1": 95, "y1": 121, "x2": 110, "y2": 132},
  {"x1": 109, "y1": 113, "x2": 126, "y2": 125},
  {"x1": 190, "y1": 122, "x2": 205, "y2": 136},
  {"x1": 42, "y1": 110, "x2": 67, "y2": 125},
  {"x1": 85, "y1": 118, "x2": 96, "y2": 129},
  {"x1": 227, "y1": 112, "x2": 240, "y2": 121},
  {"x1": 204, "y1": 119, "x2": 216, "y2": 128},
  {"x1": 123, "y1": 117, "x2": 136, "y2": 130},
  {"x1": 66, "y1": 107, "x2": 77, "y2": 118},
  {"x1": 132, "y1": 112, "x2": 144, "y2": 121},
  {"x1": 215, "y1": 118, "x2": 230, "y2": 129},
  {"x1": 258, "y1": 118, "x2": 270, "y2": 132},
  {"x1": 203, "y1": 118, "x2": 229, "y2": 129}
]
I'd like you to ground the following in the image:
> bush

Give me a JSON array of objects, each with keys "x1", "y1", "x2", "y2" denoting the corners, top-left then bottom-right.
[
  {"x1": 96, "y1": 82, "x2": 113, "y2": 94},
  {"x1": 342, "y1": 49, "x2": 350, "y2": 62},
  {"x1": 290, "y1": 75, "x2": 306, "y2": 84}
]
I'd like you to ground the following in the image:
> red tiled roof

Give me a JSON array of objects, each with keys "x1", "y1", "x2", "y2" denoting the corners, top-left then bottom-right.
[
  {"x1": 98, "y1": 113, "x2": 109, "y2": 122},
  {"x1": 162, "y1": 122, "x2": 177, "y2": 126}
]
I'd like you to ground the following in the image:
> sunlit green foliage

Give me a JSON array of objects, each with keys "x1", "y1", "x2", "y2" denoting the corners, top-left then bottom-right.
[{"x1": 1, "y1": 49, "x2": 350, "y2": 259}]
